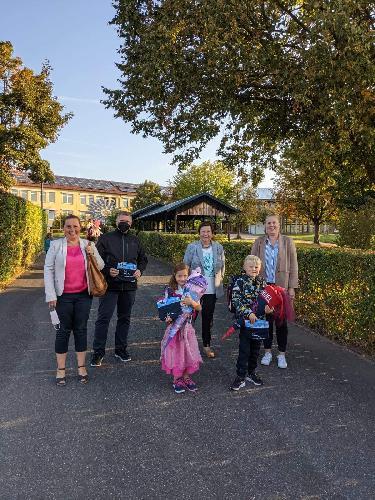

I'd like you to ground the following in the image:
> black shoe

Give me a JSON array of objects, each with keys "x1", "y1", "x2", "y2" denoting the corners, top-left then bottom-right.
[
  {"x1": 246, "y1": 372, "x2": 263, "y2": 386},
  {"x1": 230, "y1": 376, "x2": 245, "y2": 391},
  {"x1": 115, "y1": 350, "x2": 131, "y2": 362},
  {"x1": 90, "y1": 353, "x2": 104, "y2": 367}
]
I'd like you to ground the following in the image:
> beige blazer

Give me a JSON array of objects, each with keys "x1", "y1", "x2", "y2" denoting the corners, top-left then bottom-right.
[
  {"x1": 251, "y1": 235, "x2": 298, "y2": 289},
  {"x1": 44, "y1": 237, "x2": 104, "y2": 302}
]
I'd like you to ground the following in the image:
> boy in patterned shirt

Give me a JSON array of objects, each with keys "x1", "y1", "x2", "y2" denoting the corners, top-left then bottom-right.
[{"x1": 230, "y1": 255, "x2": 273, "y2": 391}]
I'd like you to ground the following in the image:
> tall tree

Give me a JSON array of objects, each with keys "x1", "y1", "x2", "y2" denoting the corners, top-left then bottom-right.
[
  {"x1": 104, "y1": 1, "x2": 375, "y2": 206},
  {"x1": 171, "y1": 161, "x2": 236, "y2": 204},
  {"x1": 0, "y1": 41, "x2": 72, "y2": 189},
  {"x1": 131, "y1": 180, "x2": 166, "y2": 212},
  {"x1": 274, "y1": 159, "x2": 338, "y2": 244}
]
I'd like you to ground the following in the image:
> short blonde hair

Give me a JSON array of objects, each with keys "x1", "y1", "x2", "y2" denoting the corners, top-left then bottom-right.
[{"x1": 243, "y1": 255, "x2": 262, "y2": 267}]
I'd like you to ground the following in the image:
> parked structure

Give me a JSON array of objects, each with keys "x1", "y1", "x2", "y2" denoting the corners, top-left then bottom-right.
[{"x1": 132, "y1": 192, "x2": 238, "y2": 232}]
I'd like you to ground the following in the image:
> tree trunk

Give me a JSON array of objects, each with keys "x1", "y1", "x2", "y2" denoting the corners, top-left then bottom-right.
[
  {"x1": 313, "y1": 221, "x2": 320, "y2": 244},
  {"x1": 236, "y1": 222, "x2": 241, "y2": 239}
]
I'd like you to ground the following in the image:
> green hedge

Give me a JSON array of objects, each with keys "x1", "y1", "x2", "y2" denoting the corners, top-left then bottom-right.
[
  {"x1": 0, "y1": 192, "x2": 47, "y2": 288},
  {"x1": 138, "y1": 232, "x2": 375, "y2": 354}
]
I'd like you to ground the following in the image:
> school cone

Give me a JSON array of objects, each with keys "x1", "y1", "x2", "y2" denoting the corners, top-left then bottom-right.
[{"x1": 221, "y1": 325, "x2": 236, "y2": 341}]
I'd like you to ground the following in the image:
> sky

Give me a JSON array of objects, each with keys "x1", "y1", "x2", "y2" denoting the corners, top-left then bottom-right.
[{"x1": 0, "y1": 1, "x2": 273, "y2": 187}]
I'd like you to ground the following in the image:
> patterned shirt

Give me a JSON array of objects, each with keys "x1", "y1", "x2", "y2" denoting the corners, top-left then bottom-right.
[
  {"x1": 231, "y1": 274, "x2": 267, "y2": 319},
  {"x1": 265, "y1": 238, "x2": 279, "y2": 283}
]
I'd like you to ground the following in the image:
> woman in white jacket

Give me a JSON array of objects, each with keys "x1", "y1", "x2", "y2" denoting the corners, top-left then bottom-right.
[{"x1": 44, "y1": 215, "x2": 104, "y2": 386}]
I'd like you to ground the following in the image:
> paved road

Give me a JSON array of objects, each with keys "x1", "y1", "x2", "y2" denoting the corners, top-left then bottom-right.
[{"x1": 0, "y1": 255, "x2": 374, "y2": 500}]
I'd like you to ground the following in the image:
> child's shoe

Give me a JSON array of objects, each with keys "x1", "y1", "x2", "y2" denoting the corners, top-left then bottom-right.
[
  {"x1": 230, "y1": 376, "x2": 245, "y2": 391},
  {"x1": 173, "y1": 378, "x2": 186, "y2": 394},
  {"x1": 246, "y1": 372, "x2": 263, "y2": 386},
  {"x1": 277, "y1": 354, "x2": 288, "y2": 369},
  {"x1": 261, "y1": 352, "x2": 272, "y2": 366},
  {"x1": 183, "y1": 377, "x2": 198, "y2": 392}
]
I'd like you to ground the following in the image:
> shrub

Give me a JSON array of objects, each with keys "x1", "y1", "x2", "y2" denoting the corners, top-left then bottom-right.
[
  {"x1": 0, "y1": 192, "x2": 47, "y2": 288},
  {"x1": 138, "y1": 231, "x2": 375, "y2": 354},
  {"x1": 337, "y1": 200, "x2": 375, "y2": 249}
]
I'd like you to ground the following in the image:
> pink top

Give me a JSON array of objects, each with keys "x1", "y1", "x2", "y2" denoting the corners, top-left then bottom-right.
[{"x1": 63, "y1": 246, "x2": 88, "y2": 294}]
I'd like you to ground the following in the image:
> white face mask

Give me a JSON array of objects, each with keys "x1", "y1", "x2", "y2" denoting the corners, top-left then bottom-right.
[{"x1": 50, "y1": 307, "x2": 60, "y2": 329}]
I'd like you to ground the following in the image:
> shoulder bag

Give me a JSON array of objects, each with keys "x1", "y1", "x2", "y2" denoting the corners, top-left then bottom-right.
[{"x1": 87, "y1": 243, "x2": 108, "y2": 297}]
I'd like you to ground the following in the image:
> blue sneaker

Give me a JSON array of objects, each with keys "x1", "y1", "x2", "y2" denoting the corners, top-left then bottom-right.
[
  {"x1": 183, "y1": 377, "x2": 198, "y2": 392},
  {"x1": 173, "y1": 378, "x2": 186, "y2": 394}
]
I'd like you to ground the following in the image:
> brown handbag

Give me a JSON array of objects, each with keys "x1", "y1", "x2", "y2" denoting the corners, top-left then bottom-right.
[{"x1": 86, "y1": 244, "x2": 108, "y2": 297}]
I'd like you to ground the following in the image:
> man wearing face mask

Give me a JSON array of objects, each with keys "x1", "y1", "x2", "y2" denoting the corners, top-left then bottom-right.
[{"x1": 91, "y1": 212, "x2": 148, "y2": 366}]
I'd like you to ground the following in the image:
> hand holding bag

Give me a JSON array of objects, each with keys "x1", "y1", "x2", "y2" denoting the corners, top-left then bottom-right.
[{"x1": 86, "y1": 243, "x2": 108, "y2": 297}]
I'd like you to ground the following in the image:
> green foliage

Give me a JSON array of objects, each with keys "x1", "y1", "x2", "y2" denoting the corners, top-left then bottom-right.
[
  {"x1": 0, "y1": 192, "x2": 47, "y2": 287},
  {"x1": 337, "y1": 200, "x2": 375, "y2": 249},
  {"x1": 51, "y1": 213, "x2": 65, "y2": 230},
  {"x1": 296, "y1": 247, "x2": 375, "y2": 354},
  {"x1": 138, "y1": 231, "x2": 374, "y2": 353},
  {"x1": 105, "y1": 208, "x2": 121, "y2": 229},
  {"x1": 0, "y1": 41, "x2": 72, "y2": 189},
  {"x1": 172, "y1": 161, "x2": 236, "y2": 204},
  {"x1": 104, "y1": 1, "x2": 375, "y2": 206},
  {"x1": 274, "y1": 159, "x2": 338, "y2": 244},
  {"x1": 132, "y1": 180, "x2": 167, "y2": 212}
]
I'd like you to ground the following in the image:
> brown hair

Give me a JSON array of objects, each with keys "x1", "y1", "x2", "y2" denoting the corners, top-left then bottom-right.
[
  {"x1": 169, "y1": 262, "x2": 189, "y2": 290},
  {"x1": 198, "y1": 220, "x2": 215, "y2": 234},
  {"x1": 64, "y1": 214, "x2": 81, "y2": 226}
]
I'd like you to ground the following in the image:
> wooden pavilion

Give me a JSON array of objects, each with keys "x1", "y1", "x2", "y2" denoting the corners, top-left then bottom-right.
[{"x1": 132, "y1": 192, "x2": 238, "y2": 233}]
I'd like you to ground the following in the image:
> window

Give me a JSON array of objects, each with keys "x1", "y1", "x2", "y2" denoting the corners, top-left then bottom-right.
[
  {"x1": 48, "y1": 210, "x2": 55, "y2": 220},
  {"x1": 20, "y1": 190, "x2": 28, "y2": 200},
  {"x1": 41, "y1": 192, "x2": 46, "y2": 203},
  {"x1": 122, "y1": 198, "x2": 129, "y2": 208},
  {"x1": 88, "y1": 195, "x2": 94, "y2": 205},
  {"x1": 80, "y1": 195, "x2": 87, "y2": 205},
  {"x1": 30, "y1": 191, "x2": 38, "y2": 202},
  {"x1": 11, "y1": 189, "x2": 18, "y2": 196},
  {"x1": 48, "y1": 192, "x2": 55, "y2": 202},
  {"x1": 62, "y1": 193, "x2": 73, "y2": 204},
  {"x1": 111, "y1": 197, "x2": 117, "y2": 207}
]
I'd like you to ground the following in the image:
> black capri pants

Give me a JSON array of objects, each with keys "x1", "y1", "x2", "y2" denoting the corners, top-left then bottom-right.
[{"x1": 55, "y1": 291, "x2": 92, "y2": 354}]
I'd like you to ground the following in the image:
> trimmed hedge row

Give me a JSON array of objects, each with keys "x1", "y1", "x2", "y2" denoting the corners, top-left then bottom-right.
[
  {"x1": 138, "y1": 231, "x2": 375, "y2": 354},
  {"x1": 0, "y1": 192, "x2": 47, "y2": 288}
]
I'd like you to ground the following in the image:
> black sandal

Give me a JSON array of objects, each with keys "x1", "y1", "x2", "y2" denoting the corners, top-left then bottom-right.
[
  {"x1": 56, "y1": 367, "x2": 66, "y2": 386},
  {"x1": 77, "y1": 365, "x2": 89, "y2": 384}
]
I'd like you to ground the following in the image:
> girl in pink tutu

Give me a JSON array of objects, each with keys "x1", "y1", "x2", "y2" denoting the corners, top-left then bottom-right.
[{"x1": 161, "y1": 263, "x2": 203, "y2": 394}]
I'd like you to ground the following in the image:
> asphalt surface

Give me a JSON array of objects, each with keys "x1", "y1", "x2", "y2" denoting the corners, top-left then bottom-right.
[{"x1": 0, "y1": 255, "x2": 374, "y2": 500}]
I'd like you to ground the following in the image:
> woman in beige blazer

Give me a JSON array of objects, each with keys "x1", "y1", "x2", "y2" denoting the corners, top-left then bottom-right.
[
  {"x1": 251, "y1": 215, "x2": 298, "y2": 368},
  {"x1": 44, "y1": 215, "x2": 104, "y2": 386}
]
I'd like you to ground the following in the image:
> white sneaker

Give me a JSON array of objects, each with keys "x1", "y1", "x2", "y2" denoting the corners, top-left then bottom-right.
[
  {"x1": 261, "y1": 352, "x2": 272, "y2": 366},
  {"x1": 277, "y1": 354, "x2": 288, "y2": 369}
]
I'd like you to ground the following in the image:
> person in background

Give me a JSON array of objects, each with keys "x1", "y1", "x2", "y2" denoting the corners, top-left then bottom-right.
[
  {"x1": 251, "y1": 215, "x2": 298, "y2": 368},
  {"x1": 91, "y1": 211, "x2": 148, "y2": 366},
  {"x1": 44, "y1": 215, "x2": 104, "y2": 386},
  {"x1": 44, "y1": 232, "x2": 53, "y2": 253},
  {"x1": 183, "y1": 221, "x2": 225, "y2": 358}
]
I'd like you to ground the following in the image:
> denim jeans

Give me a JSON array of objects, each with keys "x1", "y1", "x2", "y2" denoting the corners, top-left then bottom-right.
[{"x1": 55, "y1": 291, "x2": 92, "y2": 354}]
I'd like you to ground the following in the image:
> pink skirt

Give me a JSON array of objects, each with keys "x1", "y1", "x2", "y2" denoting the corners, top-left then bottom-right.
[{"x1": 161, "y1": 322, "x2": 203, "y2": 378}]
